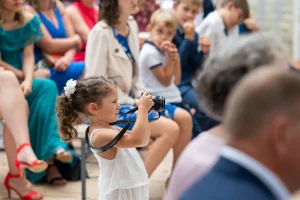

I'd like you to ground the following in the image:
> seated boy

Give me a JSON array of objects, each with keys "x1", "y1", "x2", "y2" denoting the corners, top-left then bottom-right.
[
  {"x1": 139, "y1": 9, "x2": 201, "y2": 138},
  {"x1": 172, "y1": 0, "x2": 218, "y2": 134},
  {"x1": 196, "y1": 0, "x2": 250, "y2": 53}
]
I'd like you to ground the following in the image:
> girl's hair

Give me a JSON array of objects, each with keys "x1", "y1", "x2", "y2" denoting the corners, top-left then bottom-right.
[
  {"x1": 56, "y1": 76, "x2": 116, "y2": 141},
  {"x1": 0, "y1": 0, "x2": 24, "y2": 25},
  {"x1": 98, "y1": 0, "x2": 119, "y2": 26},
  {"x1": 28, "y1": 0, "x2": 56, "y2": 11}
]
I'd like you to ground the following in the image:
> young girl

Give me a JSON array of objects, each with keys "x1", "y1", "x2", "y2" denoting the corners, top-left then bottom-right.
[
  {"x1": 56, "y1": 77, "x2": 153, "y2": 200},
  {"x1": 85, "y1": 0, "x2": 191, "y2": 181}
]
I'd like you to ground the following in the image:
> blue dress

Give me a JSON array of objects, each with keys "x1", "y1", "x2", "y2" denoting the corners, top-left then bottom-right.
[
  {"x1": 35, "y1": 8, "x2": 85, "y2": 93},
  {"x1": 0, "y1": 16, "x2": 71, "y2": 183}
]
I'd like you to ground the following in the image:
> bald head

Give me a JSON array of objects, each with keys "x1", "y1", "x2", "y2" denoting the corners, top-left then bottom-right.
[{"x1": 224, "y1": 67, "x2": 300, "y2": 139}]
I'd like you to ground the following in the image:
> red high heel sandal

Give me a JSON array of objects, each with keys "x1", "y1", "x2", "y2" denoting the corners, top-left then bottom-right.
[
  {"x1": 15, "y1": 143, "x2": 48, "y2": 176},
  {"x1": 4, "y1": 173, "x2": 43, "y2": 200}
]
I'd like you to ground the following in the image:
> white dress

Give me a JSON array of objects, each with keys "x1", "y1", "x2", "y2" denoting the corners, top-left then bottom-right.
[{"x1": 89, "y1": 128, "x2": 149, "y2": 200}]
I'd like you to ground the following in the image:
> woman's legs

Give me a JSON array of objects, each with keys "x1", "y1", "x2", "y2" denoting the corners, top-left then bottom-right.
[
  {"x1": 145, "y1": 117, "x2": 179, "y2": 177},
  {"x1": 0, "y1": 71, "x2": 39, "y2": 164},
  {"x1": 4, "y1": 126, "x2": 42, "y2": 199}
]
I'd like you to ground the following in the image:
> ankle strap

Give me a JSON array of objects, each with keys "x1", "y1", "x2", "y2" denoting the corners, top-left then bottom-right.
[
  {"x1": 16, "y1": 143, "x2": 31, "y2": 154},
  {"x1": 7, "y1": 172, "x2": 21, "y2": 179}
]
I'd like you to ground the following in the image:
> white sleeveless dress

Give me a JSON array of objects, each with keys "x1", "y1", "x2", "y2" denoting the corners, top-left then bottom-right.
[{"x1": 88, "y1": 128, "x2": 149, "y2": 200}]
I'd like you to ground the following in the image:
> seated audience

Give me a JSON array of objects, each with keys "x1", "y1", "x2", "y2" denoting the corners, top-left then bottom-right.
[
  {"x1": 172, "y1": 0, "x2": 218, "y2": 134},
  {"x1": 182, "y1": 67, "x2": 300, "y2": 200},
  {"x1": 65, "y1": 0, "x2": 98, "y2": 61},
  {"x1": 27, "y1": 0, "x2": 85, "y2": 93},
  {"x1": 0, "y1": 3, "x2": 73, "y2": 188},
  {"x1": 85, "y1": 0, "x2": 191, "y2": 182},
  {"x1": 164, "y1": 32, "x2": 289, "y2": 200}
]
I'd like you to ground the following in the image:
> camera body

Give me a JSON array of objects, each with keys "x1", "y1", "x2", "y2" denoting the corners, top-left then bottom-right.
[{"x1": 141, "y1": 93, "x2": 165, "y2": 112}]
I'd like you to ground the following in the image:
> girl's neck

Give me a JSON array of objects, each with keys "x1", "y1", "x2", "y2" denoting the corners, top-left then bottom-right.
[
  {"x1": 113, "y1": 14, "x2": 129, "y2": 36},
  {"x1": 80, "y1": 0, "x2": 94, "y2": 8},
  {"x1": 89, "y1": 118, "x2": 111, "y2": 129},
  {"x1": 1, "y1": 9, "x2": 17, "y2": 23}
]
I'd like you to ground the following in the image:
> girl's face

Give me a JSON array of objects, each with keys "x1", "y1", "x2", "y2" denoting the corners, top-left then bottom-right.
[
  {"x1": 1, "y1": 0, "x2": 23, "y2": 12},
  {"x1": 118, "y1": 0, "x2": 139, "y2": 16},
  {"x1": 96, "y1": 87, "x2": 121, "y2": 123}
]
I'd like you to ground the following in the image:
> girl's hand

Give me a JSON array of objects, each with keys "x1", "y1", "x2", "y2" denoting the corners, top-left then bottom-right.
[
  {"x1": 20, "y1": 79, "x2": 32, "y2": 96},
  {"x1": 136, "y1": 92, "x2": 154, "y2": 111},
  {"x1": 54, "y1": 56, "x2": 71, "y2": 72},
  {"x1": 0, "y1": 67, "x2": 4, "y2": 71}
]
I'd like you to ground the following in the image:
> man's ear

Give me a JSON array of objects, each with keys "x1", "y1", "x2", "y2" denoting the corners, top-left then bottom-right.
[
  {"x1": 146, "y1": 24, "x2": 152, "y2": 32},
  {"x1": 87, "y1": 103, "x2": 98, "y2": 115}
]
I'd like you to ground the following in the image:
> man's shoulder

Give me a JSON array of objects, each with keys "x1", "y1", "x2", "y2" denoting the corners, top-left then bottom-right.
[{"x1": 180, "y1": 157, "x2": 275, "y2": 200}]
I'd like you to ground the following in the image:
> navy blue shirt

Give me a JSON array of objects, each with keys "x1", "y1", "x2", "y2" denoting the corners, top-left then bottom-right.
[{"x1": 172, "y1": 25, "x2": 203, "y2": 91}]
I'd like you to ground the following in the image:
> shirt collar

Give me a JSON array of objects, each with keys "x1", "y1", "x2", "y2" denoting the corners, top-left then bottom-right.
[
  {"x1": 221, "y1": 146, "x2": 290, "y2": 200},
  {"x1": 144, "y1": 40, "x2": 162, "y2": 52}
]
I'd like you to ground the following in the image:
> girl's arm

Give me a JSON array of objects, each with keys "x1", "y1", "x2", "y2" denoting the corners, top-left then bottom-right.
[
  {"x1": 91, "y1": 94, "x2": 154, "y2": 148},
  {"x1": 0, "y1": 59, "x2": 24, "y2": 79}
]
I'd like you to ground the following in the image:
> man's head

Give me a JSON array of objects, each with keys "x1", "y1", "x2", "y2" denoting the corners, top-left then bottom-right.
[
  {"x1": 173, "y1": 0, "x2": 202, "y2": 25},
  {"x1": 196, "y1": 32, "x2": 288, "y2": 121},
  {"x1": 224, "y1": 67, "x2": 300, "y2": 192},
  {"x1": 218, "y1": 0, "x2": 250, "y2": 28}
]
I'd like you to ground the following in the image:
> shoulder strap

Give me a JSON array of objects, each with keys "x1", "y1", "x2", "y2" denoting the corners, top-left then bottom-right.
[{"x1": 85, "y1": 123, "x2": 130, "y2": 153}]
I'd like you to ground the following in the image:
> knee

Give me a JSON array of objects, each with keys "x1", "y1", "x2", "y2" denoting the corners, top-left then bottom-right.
[
  {"x1": 176, "y1": 109, "x2": 193, "y2": 127},
  {"x1": 0, "y1": 71, "x2": 18, "y2": 84},
  {"x1": 164, "y1": 120, "x2": 180, "y2": 145}
]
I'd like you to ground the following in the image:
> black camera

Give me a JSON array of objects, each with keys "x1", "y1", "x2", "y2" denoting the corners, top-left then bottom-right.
[{"x1": 141, "y1": 93, "x2": 165, "y2": 112}]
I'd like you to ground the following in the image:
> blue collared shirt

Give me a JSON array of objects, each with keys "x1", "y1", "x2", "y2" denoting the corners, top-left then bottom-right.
[{"x1": 172, "y1": 25, "x2": 203, "y2": 90}]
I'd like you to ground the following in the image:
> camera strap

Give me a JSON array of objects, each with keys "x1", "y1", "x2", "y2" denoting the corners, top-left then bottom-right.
[{"x1": 85, "y1": 107, "x2": 142, "y2": 153}]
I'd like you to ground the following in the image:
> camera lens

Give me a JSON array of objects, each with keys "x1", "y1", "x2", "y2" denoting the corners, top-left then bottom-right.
[{"x1": 152, "y1": 96, "x2": 165, "y2": 111}]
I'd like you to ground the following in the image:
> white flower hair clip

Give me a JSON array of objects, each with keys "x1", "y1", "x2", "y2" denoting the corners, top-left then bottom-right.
[{"x1": 64, "y1": 79, "x2": 77, "y2": 98}]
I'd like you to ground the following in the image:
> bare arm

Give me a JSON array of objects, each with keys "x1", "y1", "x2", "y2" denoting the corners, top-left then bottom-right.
[
  {"x1": 173, "y1": 52, "x2": 181, "y2": 86},
  {"x1": 66, "y1": 6, "x2": 90, "y2": 43},
  {"x1": 24, "y1": 4, "x2": 80, "y2": 54},
  {"x1": 152, "y1": 60, "x2": 175, "y2": 86},
  {"x1": 59, "y1": 2, "x2": 76, "y2": 61},
  {"x1": 22, "y1": 44, "x2": 35, "y2": 82}
]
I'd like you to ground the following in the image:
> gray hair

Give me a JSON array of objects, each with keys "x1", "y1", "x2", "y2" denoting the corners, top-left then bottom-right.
[{"x1": 196, "y1": 32, "x2": 289, "y2": 121}]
